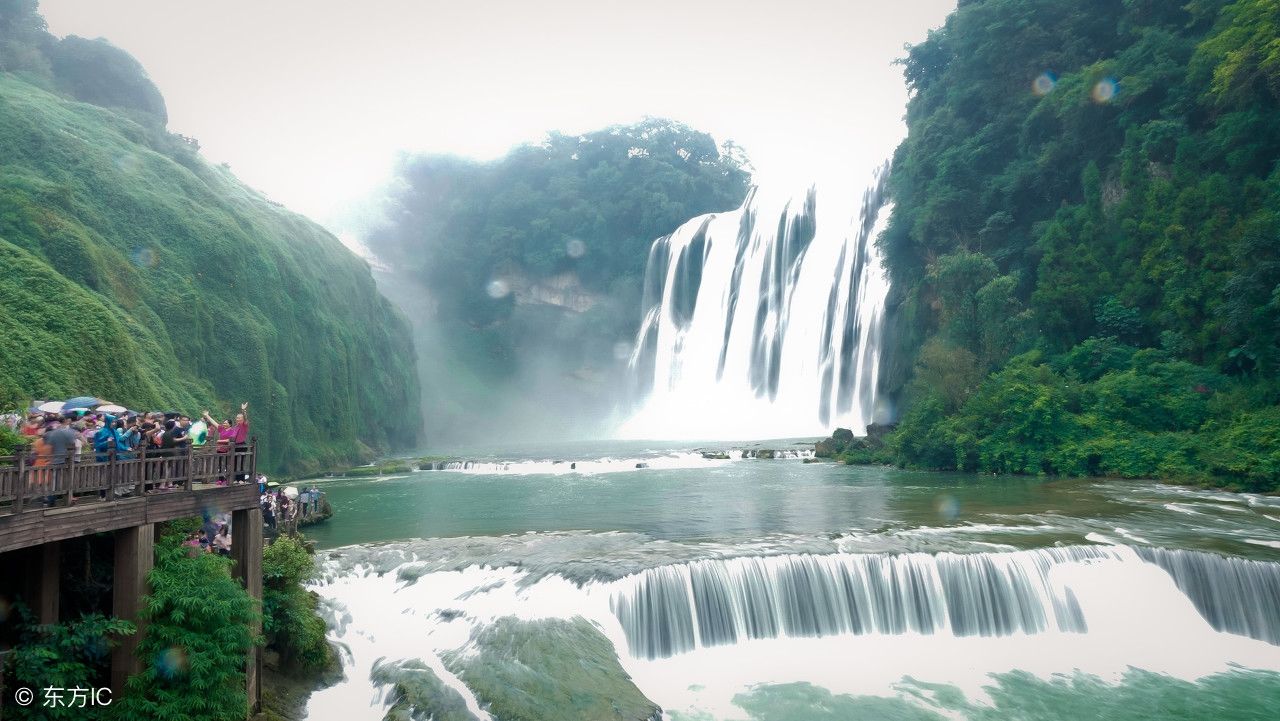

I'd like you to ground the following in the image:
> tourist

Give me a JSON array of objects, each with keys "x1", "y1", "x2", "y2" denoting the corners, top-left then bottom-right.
[
  {"x1": 29, "y1": 423, "x2": 52, "y2": 500},
  {"x1": 44, "y1": 417, "x2": 80, "y2": 466},
  {"x1": 93, "y1": 416, "x2": 121, "y2": 462},
  {"x1": 229, "y1": 402, "x2": 250, "y2": 482},
  {"x1": 213, "y1": 525, "x2": 232, "y2": 556},
  {"x1": 262, "y1": 493, "x2": 276, "y2": 530},
  {"x1": 80, "y1": 417, "x2": 98, "y2": 451}
]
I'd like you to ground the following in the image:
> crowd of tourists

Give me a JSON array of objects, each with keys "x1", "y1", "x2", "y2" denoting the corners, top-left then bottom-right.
[
  {"x1": 3, "y1": 401, "x2": 252, "y2": 481},
  {"x1": 183, "y1": 521, "x2": 234, "y2": 556},
  {"x1": 260, "y1": 481, "x2": 324, "y2": 531}
]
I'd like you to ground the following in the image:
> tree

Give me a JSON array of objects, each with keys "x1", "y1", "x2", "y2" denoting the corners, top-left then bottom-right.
[{"x1": 112, "y1": 526, "x2": 258, "y2": 721}]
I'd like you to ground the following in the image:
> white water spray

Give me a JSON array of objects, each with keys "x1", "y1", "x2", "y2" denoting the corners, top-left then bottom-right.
[{"x1": 621, "y1": 168, "x2": 892, "y2": 439}]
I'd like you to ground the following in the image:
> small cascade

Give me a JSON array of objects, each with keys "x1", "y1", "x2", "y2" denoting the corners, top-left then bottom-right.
[
  {"x1": 608, "y1": 546, "x2": 1280, "y2": 660},
  {"x1": 1135, "y1": 547, "x2": 1280, "y2": 644},
  {"x1": 622, "y1": 169, "x2": 892, "y2": 439}
]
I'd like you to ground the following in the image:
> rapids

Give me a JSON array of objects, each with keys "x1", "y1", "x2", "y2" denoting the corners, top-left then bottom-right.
[{"x1": 303, "y1": 451, "x2": 1280, "y2": 721}]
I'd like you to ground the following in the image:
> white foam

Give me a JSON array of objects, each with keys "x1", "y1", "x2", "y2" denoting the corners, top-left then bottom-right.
[
  {"x1": 1114, "y1": 528, "x2": 1150, "y2": 544},
  {"x1": 423, "y1": 450, "x2": 810, "y2": 475},
  {"x1": 1244, "y1": 539, "x2": 1280, "y2": 550},
  {"x1": 308, "y1": 547, "x2": 1280, "y2": 721}
]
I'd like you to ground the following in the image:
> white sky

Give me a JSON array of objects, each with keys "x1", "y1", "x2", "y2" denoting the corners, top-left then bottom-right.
[{"x1": 40, "y1": 0, "x2": 955, "y2": 231}]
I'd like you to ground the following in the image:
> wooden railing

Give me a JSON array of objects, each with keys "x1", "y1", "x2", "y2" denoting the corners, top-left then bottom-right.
[{"x1": 0, "y1": 441, "x2": 257, "y2": 515}]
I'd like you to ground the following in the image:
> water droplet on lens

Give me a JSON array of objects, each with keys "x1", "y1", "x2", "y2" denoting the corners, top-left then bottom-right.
[
  {"x1": 935, "y1": 494, "x2": 960, "y2": 521},
  {"x1": 486, "y1": 279, "x2": 510, "y2": 299},
  {"x1": 1091, "y1": 78, "x2": 1118, "y2": 103},
  {"x1": 1032, "y1": 72, "x2": 1057, "y2": 96},
  {"x1": 566, "y1": 238, "x2": 586, "y2": 258}
]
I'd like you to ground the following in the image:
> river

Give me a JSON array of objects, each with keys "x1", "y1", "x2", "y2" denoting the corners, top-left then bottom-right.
[{"x1": 301, "y1": 441, "x2": 1280, "y2": 720}]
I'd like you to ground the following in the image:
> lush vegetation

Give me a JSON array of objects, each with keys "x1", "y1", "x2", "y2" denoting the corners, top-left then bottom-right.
[
  {"x1": 2, "y1": 610, "x2": 133, "y2": 721},
  {"x1": 367, "y1": 119, "x2": 750, "y2": 443},
  {"x1": 0, "y1": 1, "x2": 420, "y2": 473},
  {"x1": 261, "y1": 534, "x2": 332, "y2": 671},
  {"x1": 112, "y1": 522, "x2": 259, "y2": 721},
  {"x1": 879, "y1": 0, "x2": 1280, "y2": 490}
]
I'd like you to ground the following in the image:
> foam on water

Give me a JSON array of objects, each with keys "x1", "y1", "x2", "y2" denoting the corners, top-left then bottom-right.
[
  {"x1": 307, "y1": 543, "x2": 1280, "y2": 720},
  {"x1": 420, "y1": 449, "x2": 811, "y2": 475}
]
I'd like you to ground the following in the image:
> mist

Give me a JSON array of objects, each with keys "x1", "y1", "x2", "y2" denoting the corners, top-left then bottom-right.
[{"x1": 360, "y1": 121, "x2": 750, "y2": 448}]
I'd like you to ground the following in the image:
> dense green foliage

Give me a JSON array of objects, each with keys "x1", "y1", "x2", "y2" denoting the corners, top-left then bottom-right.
[
  {"x1": 261, "y1": 534, "x2": 331, "y2": 670},
  {"x1": 880, "y1": 0, "x2": 1280, "y2": 490},
  {"x1": 371, "y1": 119, "x2": 749, "y2": 329},
  {"x1": 3, "y1": 610, "x2": 133, "y2": 721},
  {"x1": 112, "y1": 523, "x2": 258, "y2": 721},
  {"x1": 0, "y1": 2, "x2": 420, "y2": 473},
  {"x1": 368, "y1": 119, "x2": 749, "y2": 443}
]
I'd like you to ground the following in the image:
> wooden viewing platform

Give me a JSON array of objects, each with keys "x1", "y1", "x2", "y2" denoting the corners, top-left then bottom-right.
[
  {"x1": 0, "y1": 442, "x2": 264, "y2": 709},
  {"x1": 0, "y1": 444, "x2": 260, "y2": 553}
]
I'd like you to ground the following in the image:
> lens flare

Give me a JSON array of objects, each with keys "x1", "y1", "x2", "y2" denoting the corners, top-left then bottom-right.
[
  {"x1": 130, "y1": 246, "x2": 157, "y2": 268},
  {"x1": 1032, "y1": 72, "x2": 1057, "y2": 96},
  {"x1": 155, "y1": 646, "x2": 188, "y2": 679},
  {"x1": 115, "y1": 153, "x2": 142, "y2": 174},
  {"x1": 1091, "y1": 78, "x2": 1118, "y2": 103},
  {"x1": 485, "y1": 279, "x2": 510, "y2": 299},
  {"x1": 935, "y1": 494, "x2": 960, "y2": 521}
]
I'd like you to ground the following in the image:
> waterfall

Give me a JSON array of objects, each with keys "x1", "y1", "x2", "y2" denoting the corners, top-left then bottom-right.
[
  {"x1": 608, "y1": 546, "x2": 1280, "y2": 660},
  {"x1": 1136, "y1": 547, "x2": 1280, "y2": 645},
  {"x1": 621, "y1": 168, "x2": 892, "y2": 439}
]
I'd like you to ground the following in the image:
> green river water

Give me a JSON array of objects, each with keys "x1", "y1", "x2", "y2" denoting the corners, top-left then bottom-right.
[{"x1": 299, "y1": 441, "x2": 1280, "y2": 721}]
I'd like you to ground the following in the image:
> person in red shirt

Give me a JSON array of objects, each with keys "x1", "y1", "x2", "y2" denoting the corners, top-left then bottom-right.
[{"x1": 229, "y1": 402, "x2": 249, "y2": 482}]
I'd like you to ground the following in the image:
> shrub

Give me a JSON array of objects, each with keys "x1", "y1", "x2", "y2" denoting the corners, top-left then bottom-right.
[
  {"x1": 261, "y1": 534, "x2": 332, "y2": 670},
  {"x1": 3, "y1": 610, "x2": 134, "y2": 721},
  {"x1": 111, "y1": 526, "x2": 258, "y2": 721}
]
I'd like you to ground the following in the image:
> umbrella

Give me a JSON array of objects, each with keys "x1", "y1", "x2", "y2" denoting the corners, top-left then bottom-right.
[
  {"x1": 63, "y1": 396, "x2": 101, "y2": 410},
  {"x1": 266, "y1": 481, "x2": 280, "y2": 488},
  {"x1": 283, "y1": 486, "x2": 299, "y2": 500},
  {"x1": 37, "y1": 401, "x2": 65, "y2": 413},
  {"x1": 97, "y1": 404, "x2": 128, "y2": 414}
]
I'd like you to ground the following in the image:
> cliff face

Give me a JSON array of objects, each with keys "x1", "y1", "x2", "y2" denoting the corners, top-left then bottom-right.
[
  {"x1": 0, "y1": 75, "x2": 421, "y2": 473},
  {"x1": 874, "y1": 0, "x2": 1280, "y2": 489}
]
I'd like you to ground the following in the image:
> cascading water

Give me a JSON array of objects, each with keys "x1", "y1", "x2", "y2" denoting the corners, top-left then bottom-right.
[
  {"x1": 621, "y1": 167, "x2": 892, "y2": 439},
  {"x1": 608, "y1": 546, "x2": 1280, "y2": 660}
]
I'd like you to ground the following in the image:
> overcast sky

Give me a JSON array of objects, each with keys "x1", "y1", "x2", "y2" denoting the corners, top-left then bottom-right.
[{"x1": 40, "y1": 0, "x2": 955, "y2": 231}]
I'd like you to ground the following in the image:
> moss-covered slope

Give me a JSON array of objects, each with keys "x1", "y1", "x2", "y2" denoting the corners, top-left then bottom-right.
[{"x1": 0, "y1": 75, "x2": 420, "y2": 473}]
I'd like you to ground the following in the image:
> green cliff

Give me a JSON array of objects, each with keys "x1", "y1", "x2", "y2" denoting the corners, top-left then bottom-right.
[
  {"x1": 880, "y1": 0, "x2": 1279, "y2": 490},
  {"x1": 0, "y1": 5, "x2": 419, "y2": 473}
]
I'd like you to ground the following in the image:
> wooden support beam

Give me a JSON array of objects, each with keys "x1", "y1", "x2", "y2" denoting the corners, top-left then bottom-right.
[
  {"x1": 232, "y1": 506, "x2": 263, "y2": 714},
  {"x1": 111, "y1": 523, "x2": 153, "y2": 693},
  {"x1": 21, "y1": 541, "x2": 61, "y2": 624}
]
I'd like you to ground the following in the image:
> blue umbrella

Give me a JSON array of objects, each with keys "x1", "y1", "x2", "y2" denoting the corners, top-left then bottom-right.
[{"x1": 63, "y1": 396, "x2": 102, "y2": 410}]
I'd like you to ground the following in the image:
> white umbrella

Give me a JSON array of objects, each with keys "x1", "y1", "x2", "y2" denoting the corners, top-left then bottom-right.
[
  {"x1": 283, "y1": 486, "x2": 299, "y2": 500},
  {"x1": 37, "y1": 401, "x2": 65, "y2": 413},
  {"x1": 97, "y1": 404, "x2": 128, "y2": 414}
]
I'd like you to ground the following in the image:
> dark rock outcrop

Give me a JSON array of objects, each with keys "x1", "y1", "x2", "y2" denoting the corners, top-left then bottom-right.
[{"x1": 814, "y1": 425, "x2": 895, "y2": 464}]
